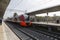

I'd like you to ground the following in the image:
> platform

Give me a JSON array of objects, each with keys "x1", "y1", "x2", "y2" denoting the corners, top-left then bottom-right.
[
  {"x1": 32, "y1": 22, "x2": 60, "y2": 31},
  {"x1": 0, "y1": 25, "x2": 4, "y2": 40},
  {"x1": 32, "y1": 22, "x2": 60, "y2": 26},
  {"x1": 0, "y1": 22, "x2": 20, "y2": 40}
]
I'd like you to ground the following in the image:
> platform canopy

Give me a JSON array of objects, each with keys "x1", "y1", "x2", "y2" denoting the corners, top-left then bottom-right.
[
  {"x1": 26, "y1": 5, "x2": 60, "y2": 15},
  {"x1": 25, "y1": 0, "x2": 60, "y2": 15},
  {"x1": 0, "y1": 0, "x2": 10, "y2": 18}
]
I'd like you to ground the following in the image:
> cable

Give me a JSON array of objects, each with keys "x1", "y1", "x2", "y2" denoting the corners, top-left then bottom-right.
[
  {"x1": 8, "y1": 9, "x2": 25, "y2": 12},
  {"x1": 8, "y1": 0, "x2": 24, "y2": 12},
  {"x1": 13, "y1": 0, "x2": 23, "y2": 9}
]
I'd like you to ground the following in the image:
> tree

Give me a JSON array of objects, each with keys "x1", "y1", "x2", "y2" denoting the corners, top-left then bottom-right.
[
  {"x1": 13, "y1": 13, "x2": 18, "y2": 17},
  {"x1": 13, "y1": 13, "x2": 18, "y2": 22}
]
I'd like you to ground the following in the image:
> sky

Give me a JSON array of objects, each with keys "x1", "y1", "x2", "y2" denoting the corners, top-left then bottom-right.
[{"x1": 3, "y1": 0, "x2": 60, "y2": 19}]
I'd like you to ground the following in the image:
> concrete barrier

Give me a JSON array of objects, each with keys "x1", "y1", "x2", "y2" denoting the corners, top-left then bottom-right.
[{"x1": 2, "y1": 21, "x2": 20, "y2": 40}]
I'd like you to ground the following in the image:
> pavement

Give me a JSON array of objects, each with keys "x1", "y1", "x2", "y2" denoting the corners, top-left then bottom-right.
[
  {"x1": 0, "y1": 21, "x2": 20, "y2": 40},
  {"x1": 2, "y1": 22, "x2": 20, "y2": 40},
  {"x1": 0, "y1": 25, "x2": 4, "y2": 40}
]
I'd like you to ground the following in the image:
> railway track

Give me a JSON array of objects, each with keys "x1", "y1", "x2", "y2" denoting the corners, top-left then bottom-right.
[
  {"x1": 27, "y1": 27, "x2": 60, "y2": 40},
  {"x1": 5, "y1": 21, "x2": 60, "y2": 40},
  {"x1": 5, "y1": 22, "x2": 36, "y2": 40}
]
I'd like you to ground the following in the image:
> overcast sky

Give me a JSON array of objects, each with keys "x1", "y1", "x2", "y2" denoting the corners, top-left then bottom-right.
[{"x1": 3, "y1": 0, "x2": 60, "y2": 19}]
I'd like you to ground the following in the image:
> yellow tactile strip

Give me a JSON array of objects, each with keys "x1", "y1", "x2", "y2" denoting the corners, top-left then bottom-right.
[{"x1": 0, "y1": 25, "x2": 4, "y2": 40}]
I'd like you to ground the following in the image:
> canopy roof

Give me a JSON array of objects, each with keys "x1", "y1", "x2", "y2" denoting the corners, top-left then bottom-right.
[
  {"x1": 26, "y1": 5, "x2": 60, "y2": 15},
  {"x1": 0, "y1": 0, "x2": 10, "y2": 18}
]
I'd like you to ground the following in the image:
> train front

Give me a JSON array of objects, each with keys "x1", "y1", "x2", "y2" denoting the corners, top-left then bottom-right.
[{"x1": 19, "y1": 14, "x2": 32, "y2": 27}]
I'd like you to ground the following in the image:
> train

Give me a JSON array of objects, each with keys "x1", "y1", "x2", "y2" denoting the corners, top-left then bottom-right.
[
  {"x1": 18, "y1": 14, "x2": 32, "y2": 27},
  {"x1": 6, "y1": 14, "x2": 32, "y2": 27}
]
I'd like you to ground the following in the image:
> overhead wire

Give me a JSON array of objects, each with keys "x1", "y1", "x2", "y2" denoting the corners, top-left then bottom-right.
[{"x1": 8, "y1": 0, "x2": 24, "y2": 12}]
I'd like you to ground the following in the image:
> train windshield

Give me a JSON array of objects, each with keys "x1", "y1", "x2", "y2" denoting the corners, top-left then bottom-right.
[{"x1": 24, "y1": 14, "x2": 29, "y2": 21}]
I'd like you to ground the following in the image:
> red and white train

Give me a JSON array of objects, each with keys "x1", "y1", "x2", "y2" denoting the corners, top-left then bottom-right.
[
  {"x1": 7, "y1": 14, "x2": 32, "y2": 27},
  {"x1": 18, "y1": 14, "x2": 32, "y2": 27}
]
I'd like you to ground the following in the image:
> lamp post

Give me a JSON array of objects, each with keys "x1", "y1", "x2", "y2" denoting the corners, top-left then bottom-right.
[
  {"x1": 47, "y1": 12, "x2": 52, "y2": 31},
  {"x1": 47, "y1": 12, "x2": 48, "y2": 23}
]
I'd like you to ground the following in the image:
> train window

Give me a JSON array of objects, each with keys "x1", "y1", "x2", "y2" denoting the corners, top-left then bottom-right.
[{"x1": 24, "y1": 15, "x2": 29, "y2": 21}]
